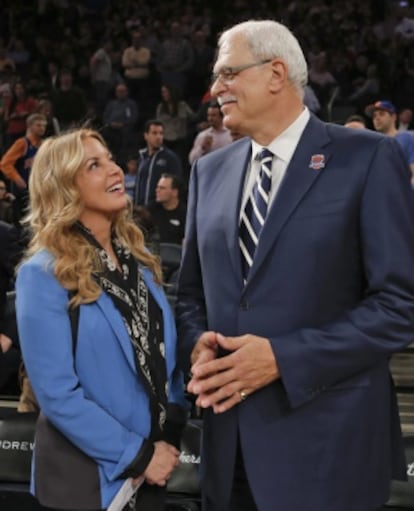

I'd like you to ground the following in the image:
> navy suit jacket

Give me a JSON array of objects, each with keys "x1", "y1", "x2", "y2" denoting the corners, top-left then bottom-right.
[{"x1": 176, "y1": 115, "x2": 414, "y2": 511}]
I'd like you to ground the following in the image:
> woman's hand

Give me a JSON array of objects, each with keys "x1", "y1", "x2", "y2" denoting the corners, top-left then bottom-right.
[{"x1": 144, "y1": 440, "x2": 180, "y2": 486}]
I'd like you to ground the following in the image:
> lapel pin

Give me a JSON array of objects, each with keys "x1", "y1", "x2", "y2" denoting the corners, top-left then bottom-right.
[{"x1": 309, "y1": 154, "x2": 325, "y2": 170}]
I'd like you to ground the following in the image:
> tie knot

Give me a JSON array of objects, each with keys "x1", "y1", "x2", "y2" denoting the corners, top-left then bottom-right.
[{"x1": 257, "y1": 148, "x2": 273, "y2": 163}]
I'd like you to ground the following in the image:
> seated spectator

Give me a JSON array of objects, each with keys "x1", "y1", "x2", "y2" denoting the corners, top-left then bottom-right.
[
  {"x1": 148, "y1": 174, "x2": 186, "y2": 245},
  {"x1": 0, "y1": 178, "x2": 15, "y2": 223},
  {"x1": 188, "y1": 102, "x2": 232, "y2": 164},
  {"x1": 344, "y1": 114, "x2": 367, "y2": 130}
]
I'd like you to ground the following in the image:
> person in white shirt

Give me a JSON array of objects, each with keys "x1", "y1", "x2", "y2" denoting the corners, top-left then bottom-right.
[{"x1": 188, "y1": 102, "x2": 233, "y2": 164}]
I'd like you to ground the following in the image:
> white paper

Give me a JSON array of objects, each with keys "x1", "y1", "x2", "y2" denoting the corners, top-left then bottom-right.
[{"x1": 107, "y1": 476, "x2": 144, "y2": 511}]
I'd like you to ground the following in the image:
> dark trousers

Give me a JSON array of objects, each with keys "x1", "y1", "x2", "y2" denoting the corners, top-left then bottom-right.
[{"x1": 229, "y1": 439, "x2": 258, "y2": 511}]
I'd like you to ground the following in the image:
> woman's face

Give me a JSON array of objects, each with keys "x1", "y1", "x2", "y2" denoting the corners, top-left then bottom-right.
[{"x1": 75, "y1": 137, "x2": 127, "y2": 228}]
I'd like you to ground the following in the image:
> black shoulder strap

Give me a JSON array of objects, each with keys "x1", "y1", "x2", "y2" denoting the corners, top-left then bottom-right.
[{"x1": 68, "y1": 291, "x2": 79, "y2": 355}]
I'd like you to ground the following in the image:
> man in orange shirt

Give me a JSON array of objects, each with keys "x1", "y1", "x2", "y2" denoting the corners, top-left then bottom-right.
[{"x1": 0, "y1": 113, "x2": 46, "y2": 219}]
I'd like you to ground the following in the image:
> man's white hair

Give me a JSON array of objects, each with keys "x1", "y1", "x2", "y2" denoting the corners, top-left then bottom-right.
[{"x1": 218, "y1": 20, "x2": 308, "y2": 98}]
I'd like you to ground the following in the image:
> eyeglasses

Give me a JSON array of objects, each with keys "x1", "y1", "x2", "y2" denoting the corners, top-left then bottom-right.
[{"x1": 211, "y1": 59, "x2": 272, "y2": 85}]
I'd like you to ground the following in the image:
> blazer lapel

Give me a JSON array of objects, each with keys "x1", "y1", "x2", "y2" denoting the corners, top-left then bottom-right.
[
  {"x1": 245, "y1": 116, "x2": 333, "y2": 286},
  {"x1": 95, "y1": 292, "x2": 136, "y2": 372}
]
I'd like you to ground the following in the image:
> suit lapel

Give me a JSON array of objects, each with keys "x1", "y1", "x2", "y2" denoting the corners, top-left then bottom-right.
[
  {"x1": 222, "y1": 140, "x2": 252, "y2": 279},
  {"x1": 245, "y1": 116, "x2": 332, "y2": 286}
]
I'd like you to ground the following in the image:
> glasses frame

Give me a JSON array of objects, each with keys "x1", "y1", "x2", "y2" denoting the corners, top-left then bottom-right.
[{"x1": 211, "y1": 59, "x2": 272, "y2": 85}]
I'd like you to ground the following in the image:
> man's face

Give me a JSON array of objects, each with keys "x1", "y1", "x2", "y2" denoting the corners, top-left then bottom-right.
[
  {"x1": 207, "y1": 107, "x2": 223, "y2": 129},
  {"x1": 30, "y1": 120, "x2": 47, "y2": 138},
  {"x1": 144, "y1": 124, "x2": 164, "y2": 150},
  {"x1": 155, "y1": 177, "x2": 176, "y2": 205},
  {"x1": 372, "y1": 109, "x2": 395, "y2": 134},
  {"x1": 116, "y1": 85, "x2": 128, "y2": 99},
  {"x1": 210, "y1": 33, "x2": 273, "y2": 136}
]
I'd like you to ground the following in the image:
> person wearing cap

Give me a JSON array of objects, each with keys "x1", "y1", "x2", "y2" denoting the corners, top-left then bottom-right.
[{"x1": 365, "y1": 100, "x2": 414, "y2": 182}]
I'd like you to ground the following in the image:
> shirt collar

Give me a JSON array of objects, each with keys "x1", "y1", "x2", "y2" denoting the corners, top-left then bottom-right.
[{"x1": 251, "y1": 107, "x2": 310, "y2": 163}]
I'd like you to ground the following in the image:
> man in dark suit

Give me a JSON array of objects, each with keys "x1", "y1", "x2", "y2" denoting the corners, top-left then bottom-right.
[{"x1": 176, "y1": 20, "x2": 414, "y2": 511}]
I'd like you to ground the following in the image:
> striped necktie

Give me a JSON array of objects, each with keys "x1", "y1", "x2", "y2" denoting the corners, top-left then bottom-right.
[{"x1": 239, "y1": 148, "x2": 273, "y2": 281}]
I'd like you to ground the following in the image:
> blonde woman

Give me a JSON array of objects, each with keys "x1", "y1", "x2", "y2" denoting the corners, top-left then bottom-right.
[{"x1": 16, "y1": 129, "x2": 187, "y2": 511}]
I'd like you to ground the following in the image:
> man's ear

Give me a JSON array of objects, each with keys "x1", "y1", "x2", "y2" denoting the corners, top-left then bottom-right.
[{"x1": 269, "y1": 59, "x2": 289, "y2": 93}]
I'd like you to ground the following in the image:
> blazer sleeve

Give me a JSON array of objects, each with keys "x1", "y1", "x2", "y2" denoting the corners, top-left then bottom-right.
[
  {"x1": 272, "y1": 136, "x2": 414, "y2": 408},
  {"x1": 16, "y1": 258, "x2": 150, "y2": 482}
]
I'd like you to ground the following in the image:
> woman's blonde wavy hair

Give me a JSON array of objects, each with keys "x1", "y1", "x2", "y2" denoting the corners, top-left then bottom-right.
[{"x1": 24, "y1": 128, "x2": 162, "y2": 306}]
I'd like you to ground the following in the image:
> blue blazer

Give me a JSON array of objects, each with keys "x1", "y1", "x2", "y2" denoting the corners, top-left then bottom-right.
[
  {"x1": 16, "y1": 249, "x2": 186, "y2": 509},
  {"x1": 176, "y1": 115, "x2": 414, "y2": 511}
]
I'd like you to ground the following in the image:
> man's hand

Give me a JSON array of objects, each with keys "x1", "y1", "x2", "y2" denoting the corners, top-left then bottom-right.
[
  {"x1": 189, "y1": 333, "x2": 280, "y2": 414},
  {"x1": 187, "y1": 331, "x2": 219, "y2": 395}
]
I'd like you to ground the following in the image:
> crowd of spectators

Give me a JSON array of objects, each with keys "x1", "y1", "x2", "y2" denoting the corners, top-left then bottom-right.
[{"x1": 0, "y1": 0, "x2": 413, "y2": 168}]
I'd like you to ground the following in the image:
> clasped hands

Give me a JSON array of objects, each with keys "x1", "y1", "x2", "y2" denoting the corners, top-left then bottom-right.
[{"x1": 187, "y1": 331, "x2": 280, "y2": 414}]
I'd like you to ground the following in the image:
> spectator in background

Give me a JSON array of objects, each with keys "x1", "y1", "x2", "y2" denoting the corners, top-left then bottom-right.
[
  {"x1": 90, "y1": 39, "x2": 113, "y2": 117},
  {"x1": 157, "y1": 21, "x2": 194, "y2": 97},
  {"x1": 398, "y1": 108, "x2": 413, "y2": 132},
  {"x1": 188, "y1": 102, "x2": 232, "y2": 164},
  {"x1": 344, "y1": 114, "x2": 367, "y2": 129},
  {"x1": 135, "y1": 120, "x2": 182, "y2": 206},
  {"x1": 156, "y1": 84, "x2": 194, "y2": 171},
  {"x1": 0, "y1": 178, "x2": 15, "y2": 224},
  {"x1": 121, "y1": 30, "x2": 151, "y2": 108},
  {"x1": 303, "y1": 84, "x2": 321, "y2": 115},
  {"x1": 0, "y1": 113, "x2": 47, "y2": 221},
  {"x1": 187, "y1": 29, "x2": 215, "y2": 106},
  {"x1": 45, "y1": 59, "x2": 60, "y2": 93},
  {"x1": 0, "y1": 46, "x2": 16, "y2": 73},
  {"x1": 366, "y1": 100, "x2": 414, "y2": 182},
  {"x1": 51, "y1": 68, "x2": 88, "y2": 131},
  {"x1": 4, "y1": 80, "x2": 37, "y2": 148},
  {"x1": 102, "y1": 82, "x2": 138, "y2": 167},
  {"x1": 148, "y1": 174, "x2": 186, "y2": 245},
  {"x1": 124, "y1": 155, "x2": 138, "y2": 200},
  {"x1": 35, "y1": 99, "x2": 60, "y2": 138}
]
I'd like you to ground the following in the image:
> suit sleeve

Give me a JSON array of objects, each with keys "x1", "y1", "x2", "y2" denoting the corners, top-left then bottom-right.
[
  {"x1": 272, "y1": 136, "x2": 414, "y2": 408},
  {"x1": 176, "y1": 162, "x2": 208, "y2": 371}
]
